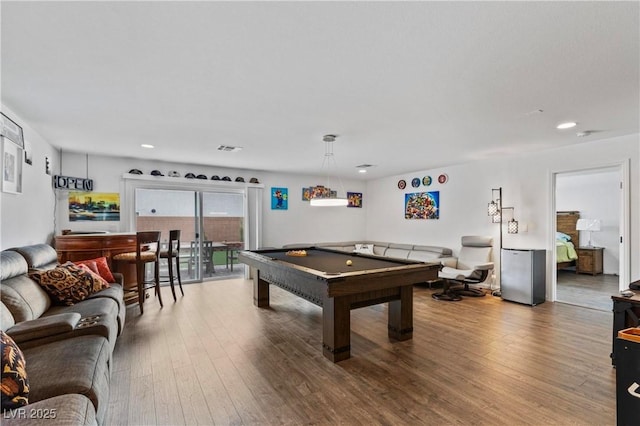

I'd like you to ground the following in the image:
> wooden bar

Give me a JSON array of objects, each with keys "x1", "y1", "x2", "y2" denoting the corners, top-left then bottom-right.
[
  {"x1": 55, "y1": 232, "x2": 137, "y2": 264},
  {"x1": 55, "y1": 232, "x2": 138, "y2": 300}
]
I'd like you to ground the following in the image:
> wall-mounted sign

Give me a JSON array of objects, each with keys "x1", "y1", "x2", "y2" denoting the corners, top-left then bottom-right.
[{"x1": 53, "y1": 175, "x2": 94, "y2": 191}]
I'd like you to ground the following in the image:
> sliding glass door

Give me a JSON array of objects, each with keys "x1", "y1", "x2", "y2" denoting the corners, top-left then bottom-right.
[
  {"x1": 134, "y1": 188, "x2": 246, "y2": 283},
  {"x1": 201, "y1": 191, "x2": 245, "y2": 277}
]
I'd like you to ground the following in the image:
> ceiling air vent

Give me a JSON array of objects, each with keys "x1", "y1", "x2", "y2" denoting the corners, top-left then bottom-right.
[{"x1": 217, "y1": 145, "x2": 243, "y2": 152}]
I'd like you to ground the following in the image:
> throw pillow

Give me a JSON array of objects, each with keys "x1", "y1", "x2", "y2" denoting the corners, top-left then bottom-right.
[
  {"x1": 354, "y1": 244, "x2": 374, "y2": 255},
  {"x1": 74, "y1": 256, "x2": 115, "y2": 283},
  {"x1": 76, "y1": 263, "x2": 111, "y2": 292},
  {"x1": 1, "y1": 330, "x2": 29, "y2": 411},
  {"x1": 75, "y1": 259, "x2": 99, "y2": 275},
  {"x1": 28, "y1": 262, "x2": 105, "y2": 305}
]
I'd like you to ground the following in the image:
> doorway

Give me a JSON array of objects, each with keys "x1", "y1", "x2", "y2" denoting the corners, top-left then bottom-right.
[{"x1": 553, "y1": 164, "x2": 628, "y2": 310}]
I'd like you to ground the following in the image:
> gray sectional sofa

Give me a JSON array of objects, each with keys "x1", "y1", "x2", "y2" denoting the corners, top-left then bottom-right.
[
  {"x1": 282, "y1": 241, "x2": 455, "y2": 269},
  {"x1": 1, "y1": 244, "x2": 125, "y2": 425}
]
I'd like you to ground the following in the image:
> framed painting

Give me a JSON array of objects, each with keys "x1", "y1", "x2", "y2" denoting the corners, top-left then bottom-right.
[
  {"x1": 271, "y1": 187, "x2": 288, "y2": 210},
  {"x1": 302, "y1": 187, "x2": 312, "y2": 201},
  {"x1": 69, "y1": 192, "x2": 121, "y2": 221},
  {"x1": 311, "y1": 185, "x2": 330, "y2": 199},
  {"x1": 405, "y1": 191, "x2": 439, "y2": 219},
  {"x1": 0, "y1": 112, "x2": 24, "y2": 148},
  {"x1": 347, "y1": 192, "x2": 363, "y2": 208},
  {"x1": 1, "y1": 136, "x2": 23, "y2": 194}
]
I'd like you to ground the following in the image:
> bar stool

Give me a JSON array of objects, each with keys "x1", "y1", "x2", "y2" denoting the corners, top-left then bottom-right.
[
  {"x1": 113, "y1": 231, "x2": 163, "y2": 314},
  {"x1": 159, "y1": 229, "x2": 184, "y2": 301}
]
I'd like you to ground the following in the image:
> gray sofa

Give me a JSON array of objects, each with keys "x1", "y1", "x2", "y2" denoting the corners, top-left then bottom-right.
[
  {"x1": 1, "y1": 244, "x2": 125, "y2": 425},
  {"x1": 283, "y1": 240, "x2": 455, "y2": 264}
]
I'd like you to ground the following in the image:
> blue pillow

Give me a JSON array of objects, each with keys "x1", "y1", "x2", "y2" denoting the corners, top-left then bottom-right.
[{"x1": 556, "y1": 232, "x2": 571, "y2": 242}]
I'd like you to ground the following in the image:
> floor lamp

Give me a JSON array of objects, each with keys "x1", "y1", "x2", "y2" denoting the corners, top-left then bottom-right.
[{"x1": 488, "y1": 187, "x2": 519, "y2": 297}]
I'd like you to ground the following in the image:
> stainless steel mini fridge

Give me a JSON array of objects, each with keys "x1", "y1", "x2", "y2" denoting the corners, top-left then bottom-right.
[{"x1": 501, "y1": 249, "x2": 546, "y2": 306}]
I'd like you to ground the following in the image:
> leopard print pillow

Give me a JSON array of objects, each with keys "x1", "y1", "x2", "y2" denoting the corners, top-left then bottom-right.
[{"x1": 1, "y1": 330, "x2": 29, "y2": 411}]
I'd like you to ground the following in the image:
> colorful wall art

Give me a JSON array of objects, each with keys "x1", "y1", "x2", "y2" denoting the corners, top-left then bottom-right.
[
  {"x1": 271, "y1": 187, "x2": 288, "y2": 210},
  {"x1": 302, "y1": 187, "x2": 312, "y2": 201},
  {"x1": 405, "y1": 191, "x2": 439, "y2": 219},
  {"x1": 302, "y1": 185, "x2": 338, "y2": 201},
  {"x1": 69, "y1": 192, "x2": 120, "y2": 221},
  {"x1": 347, "y1": 192, "x2": 363, "y2": 208}
]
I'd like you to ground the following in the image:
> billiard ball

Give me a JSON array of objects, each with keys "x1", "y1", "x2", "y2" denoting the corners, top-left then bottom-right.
[{"x1": 346, "y1": 260, "x2": 353, "y2": 266}]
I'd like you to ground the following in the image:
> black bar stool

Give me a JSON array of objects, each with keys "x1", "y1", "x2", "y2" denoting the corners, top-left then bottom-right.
[{"x1": 160, "y1": 229, "x2": 184, "y2": 301}]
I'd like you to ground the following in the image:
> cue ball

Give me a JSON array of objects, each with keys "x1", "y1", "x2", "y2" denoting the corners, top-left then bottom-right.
[{"x1": 346, "y1": 260, "x2": 353, "y2": 266}]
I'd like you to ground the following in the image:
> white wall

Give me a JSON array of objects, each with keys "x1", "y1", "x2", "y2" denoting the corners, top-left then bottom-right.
[
  {"x1": 0, "y1": 106, "x2": 60, "y2": 249},
  {"x1": 556, "y1": 168, "x2": 620, "y2": 274},
  {"x1": 365, "y1": 133, "x2": 640, "y2": 294},
  {"x1": 2, "y1": 108, "x2": 638, "y2": 296},
  {"x1": 54, "y1": 152, "x2": 367, "y2": 248},
  {"x1": 258, "y1": 171, "x2": 367, "y2": 248}
]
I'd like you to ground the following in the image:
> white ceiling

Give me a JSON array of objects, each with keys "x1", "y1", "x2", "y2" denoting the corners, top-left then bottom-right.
[{"x1": 2, "y1": 1, "x2": 638, "y2": 180}]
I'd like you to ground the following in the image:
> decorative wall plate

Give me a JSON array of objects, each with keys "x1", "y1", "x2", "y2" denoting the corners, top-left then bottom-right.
[
  {"x1": 422, "y1": 176, "x2": 432, "y2": 186},
  {"x1": 397, "y1": 179, "x2": 406, "y2": 190},
  {"x1": 411, "y1": 178, "x2": 421, "y2": 188},
  {"x1": 438, "y1": 174, "x2": 448, "y2": 184}
]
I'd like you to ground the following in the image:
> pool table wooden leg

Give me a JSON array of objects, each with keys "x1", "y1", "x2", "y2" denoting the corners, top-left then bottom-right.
[
  {"x1": 388, "y1": 284, "x2": 413, "y2": 341},
  {"x1": 322, "y1": 296, "x2": 351, "y2": 362},
  {"x1": 253, "y1": 269, "x2": 270, "y2": 307}
]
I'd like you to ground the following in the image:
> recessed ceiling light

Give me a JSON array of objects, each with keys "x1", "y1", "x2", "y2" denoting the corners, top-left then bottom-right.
[
  {"x1": 556, "y1": 122, "x2": 577, "y2": 130},
  {"x1": 358, "y1": 169, "x2": 367, "y2": 173},
  {"x1": 141, "y1": 144, "x2": 154, "y2": 149}
]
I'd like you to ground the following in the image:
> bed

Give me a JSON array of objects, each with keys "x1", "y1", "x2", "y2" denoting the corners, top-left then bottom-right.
[{"x1": 556, "y1": 211, "x2": 579, "y2": 270}]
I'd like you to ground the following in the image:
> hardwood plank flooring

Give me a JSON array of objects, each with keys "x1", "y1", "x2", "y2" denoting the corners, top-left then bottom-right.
[
  {"x1": 108, "y1": 279, "x2": 616, "y2": 425},
  {"x1": 557, "y1": 269, "x2": 619, "y2": 311}
]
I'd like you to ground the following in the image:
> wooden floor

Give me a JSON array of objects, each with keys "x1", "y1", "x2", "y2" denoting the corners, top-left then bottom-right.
[
  {"x1": 108, "y1": 279, "x2": 616, "y2": 425},
  {"x1": 557, "y1": 269, "x2": 619, "y2": 311}
]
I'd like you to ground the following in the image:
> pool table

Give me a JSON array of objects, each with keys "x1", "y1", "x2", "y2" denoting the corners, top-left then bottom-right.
[{"x1": 238, "y1": 247, "x2": 440, "y2": 362}]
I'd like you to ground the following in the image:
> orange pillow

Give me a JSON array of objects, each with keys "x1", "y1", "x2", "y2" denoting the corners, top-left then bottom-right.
[
  {"x1": 74, "y1": 257, "x2": 115, "y2": 283},
  {"x1": 76, "y1": 263, "x2": 111, "y2": 292},
  {"x1": 76, "y1": 260, "x2": 99, "y2": 275}
]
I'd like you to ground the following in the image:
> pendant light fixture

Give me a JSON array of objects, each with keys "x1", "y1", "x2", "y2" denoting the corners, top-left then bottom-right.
[{"x1": 310, "y1": 134, "x2": 348, "y2": 207}]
